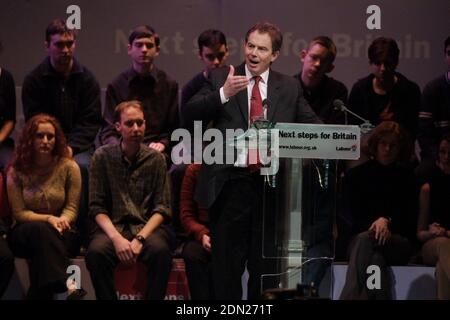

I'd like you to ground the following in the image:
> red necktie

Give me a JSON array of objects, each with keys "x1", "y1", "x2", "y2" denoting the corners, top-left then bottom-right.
[
  {"x1": 250, "y1": 76, "x2": 263, "y2": 123},
  {"x1": 248, "y1": 76, "x2": 263, "y2": 171}
]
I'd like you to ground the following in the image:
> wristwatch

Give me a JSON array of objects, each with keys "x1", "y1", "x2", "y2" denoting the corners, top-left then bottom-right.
[{"x1": 135, "y1": 234, "x2": 146, "y2": 244}]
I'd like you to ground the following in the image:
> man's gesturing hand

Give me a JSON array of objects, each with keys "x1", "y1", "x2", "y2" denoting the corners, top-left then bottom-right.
[{"x1": 222, "y1": 65, "x2": 249, "y2": 99}]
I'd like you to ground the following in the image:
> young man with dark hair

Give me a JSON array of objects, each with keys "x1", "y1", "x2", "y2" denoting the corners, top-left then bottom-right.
[
  {"x1": 294, "y1": 36, "x2": 348, "y2": 292},
  {"x1": 99, "y1": 25, "x2": 179, "y2": 161},
  {"x1": 181, "y1": 29, "x2": 229, "y2": 109},
  {"x1": 294, "y1": 36, "x2": 348, "y2": 124},
  {"x1": 86, "y1": 100, "x2": 174, "y2": 300},
  {"x1": 175, "y1": 29, "x2": 229, "y2": 239},
  {"x1": 23, "y1": 20, "x2": 101, "y2": 140},
  {"x1": 21, "y1": 19, "x2": 102, "y2": 250},
  {"x1": 348, "y1": 37, "x2": 421, "y2": 141}
]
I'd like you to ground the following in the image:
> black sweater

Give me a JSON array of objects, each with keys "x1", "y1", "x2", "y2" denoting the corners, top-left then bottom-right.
[{"x1": 344, "y1": 159, "x2": 418, "y2": 241}]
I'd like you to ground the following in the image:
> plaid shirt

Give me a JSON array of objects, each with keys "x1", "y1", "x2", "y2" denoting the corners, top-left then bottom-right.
[{"x1": 89, "y1": 143, "x2": 171, "y2": 235}]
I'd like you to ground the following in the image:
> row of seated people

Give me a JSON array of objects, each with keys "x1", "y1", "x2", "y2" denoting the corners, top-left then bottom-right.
[
  {"x1": 0, "y1": 19, "x2": 449, "y2": 299},
  {"x1": 0, "y1": 20, "x2": 448, "y2": 207},
  {"x1": 0, "y1": 113, "x2": 449, "y2": 300},
  {"x1": 339, "y1": 121, "x2": 450, "y2": 299},
  {"x1": 0, "y1": 106, "x2": 172, "y2": 300}
]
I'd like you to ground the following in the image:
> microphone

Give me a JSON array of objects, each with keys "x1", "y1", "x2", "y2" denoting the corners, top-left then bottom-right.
[
  {"x1": 333, "y1": 99, "x2": 374, "y2": 133},
  {"x1": 260, "y1": 98, "x2": 276, "y2": 187},
  {"x1": 333, "y1": 99, "x2": 346, "y2": 112}
]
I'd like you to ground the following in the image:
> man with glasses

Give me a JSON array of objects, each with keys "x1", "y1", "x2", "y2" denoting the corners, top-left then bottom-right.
[
  {"x1": 86, "y1": 100, "x2": 174, "y2": 300},
  {"x1": 21, "y1": 18, "x2": 102, "y2": 252},
  {"x1": 99, "y1": 25, "x2": 179, "y2": 162},
  {"x1": 417, "y1": 36, "x2": 450, "y2": 177}
]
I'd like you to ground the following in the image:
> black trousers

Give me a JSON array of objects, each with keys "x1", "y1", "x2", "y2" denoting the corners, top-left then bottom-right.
[
  {"x1": 340, "y1": 230, "x2": 412, "y2": 300},
  {"x1": 169, "y1": 163, "x2": 188, "y2": 235},
  {"x1": 302, "y1": 159, "x2": 336, "y2": 289},
  {"x1": 181, "y1": 240, "x2": 213, "y2": 300},
  {"x1": 85, "y1": 227, "x2": 173, "y2": 300},
  {"x1": 0, "y1": 237, "x2": 14, "y2": 298},
  {"x1": 73, "y1": 148, "x2": 94, "y2": 249},
  {"x1": 210, "y1": 174, "x2": 277, "y2": 300},
  {"x1": 9, "y1": 221, "x2": 73, "y2": 299}
]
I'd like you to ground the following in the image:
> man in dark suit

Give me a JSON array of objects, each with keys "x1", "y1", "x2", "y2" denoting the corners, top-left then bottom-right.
[{"x1": 183, "y1": 22, "x2": 321, "y2": 300}]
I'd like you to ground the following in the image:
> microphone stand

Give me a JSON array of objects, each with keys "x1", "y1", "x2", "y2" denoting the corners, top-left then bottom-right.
[
  {"x1": 338, "y1": 105, "x2": 374, "y2": 134},
  {"x1": 251, "y1": 103, "x2": 277, "y2": 188}
]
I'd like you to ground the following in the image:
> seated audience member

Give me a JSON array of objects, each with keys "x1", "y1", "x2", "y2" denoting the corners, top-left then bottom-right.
[
  {"x1": 180, "y1": 164, "x2": 212, "y2": 300},
  {"x1": 348, "y1": 37, "x2": 420, "y2": 142},
  {"x1": 294, "y1": 36, "x2": 348, "y2": 289},
  {"x1": 98, "y1": 25, "x2": 179, "y2": 235},
  {"x1": 99, "y1": 25, "x2": 178, "y2": 159},
  {"x1": 294, "y1": 36, "x2": 347, "y2": 124},
  {"x1": 0, "y1": 170, "x2": 13, "y2": 298},
  {"x1": 174, "y1": 29, "x2": 229, "y2": 237},
  {"x1": 6, "y1": 114, "x2": 84, "y2": 299},
  {"x1": 340, "y1": 121, "x2": 418, "y2": 300},
  {"x1": 417, "y1": 36, "x2": 450, "y2": 181},
  {"x1": 86, "y1": 101, "x2": 174, "y2": 300},
  {"x1": 0, "y1": 41, "x2": 16, "y2": 169},
  {"x1": 181, "y1": 29, "x2": 229, "y2": 129},
  {"x1": 417, "y1": 133, "x2": 450, "y2": 300}
]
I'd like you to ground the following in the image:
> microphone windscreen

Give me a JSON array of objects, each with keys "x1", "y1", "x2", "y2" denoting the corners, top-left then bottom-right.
[{"x1": 333, "y1": 99, "x2": 344, "y2": 109}]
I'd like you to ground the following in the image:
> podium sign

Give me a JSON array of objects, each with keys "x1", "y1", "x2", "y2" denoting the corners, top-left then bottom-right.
[{"x1": 276, "y1": 123, "x2": 360, "y2": 160}]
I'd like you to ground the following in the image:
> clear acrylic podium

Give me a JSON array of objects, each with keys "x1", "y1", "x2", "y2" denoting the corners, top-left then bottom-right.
[
  {"x1": 232, "y1": 121, "x2": 361, "y2": 299},
  {"x1": 260, "y1": 157, "x2": 337, "y2": 298}
]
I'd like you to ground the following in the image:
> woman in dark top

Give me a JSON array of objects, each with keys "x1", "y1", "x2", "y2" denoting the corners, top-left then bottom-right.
[
  {"x1": 340, "y1": 121, "x2": 417, "y2": 299},
  {"x1": 0, "y1": 41, "x2": 16, "y2": 169},
  {"x1": 417, "y1": 134, "x2": 450, "y2": 299}
]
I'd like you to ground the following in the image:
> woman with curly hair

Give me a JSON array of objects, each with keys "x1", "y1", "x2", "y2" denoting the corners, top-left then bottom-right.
[
  {"x1": 340, "y1": 121, "x2": 418, "y2": 299},
  {"x1": 6, "y1": 114, "x2": 84, "y2": 299}
]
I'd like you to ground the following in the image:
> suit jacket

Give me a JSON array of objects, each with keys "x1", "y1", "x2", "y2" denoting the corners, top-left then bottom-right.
[{"x1": 183, "y1": 63, "x2": 321, "y2": 208}]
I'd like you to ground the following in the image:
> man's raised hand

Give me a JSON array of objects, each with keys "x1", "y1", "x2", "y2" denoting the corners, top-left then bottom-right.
[{"x1": 222, "y1": 65, "x2": 249, "y2": 99}]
